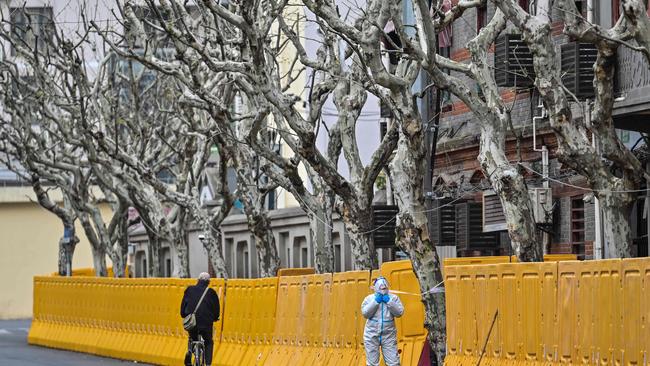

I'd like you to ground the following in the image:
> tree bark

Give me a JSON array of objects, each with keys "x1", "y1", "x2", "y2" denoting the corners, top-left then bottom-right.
[
  {"x1": 57, "y1": 231, "x2": 78, "y2": 277},
  {"x1": 478, "y1": 122, "x2": 542, "y2": 261},
  {"x1": 308, "y1": 205, "x2": 335, "y2": 273},
  {"x1": 340, "y1": 202, "x2": 378, "y2": 269},
  {"x1": 598, "y1": 186, "x2": 636, "y2": 258},
  {"x1": 203, "y1": 228, "x2": 229, "y2": 278},
  {"x1": 109, "y1": 239, "x2": 128, "y2": 278},
  {"x1": 241, "y1": 199, "x2": 280, "y2": 277},
  {"x1": 90, "y1": 243, "x2": 108, "y2": 277},
  {"x1": 391, "y1": 130, "x2": 446, "y2": 366}
]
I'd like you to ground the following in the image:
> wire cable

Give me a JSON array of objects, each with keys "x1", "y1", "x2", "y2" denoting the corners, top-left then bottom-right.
[{"x1": 518, "y1": 162, "x2": 650, "y2": 194}]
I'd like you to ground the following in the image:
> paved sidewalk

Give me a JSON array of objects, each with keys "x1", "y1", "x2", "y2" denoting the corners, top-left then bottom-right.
[{"x1": 0, "y1": 319, "x2": 152, "y2": 366}]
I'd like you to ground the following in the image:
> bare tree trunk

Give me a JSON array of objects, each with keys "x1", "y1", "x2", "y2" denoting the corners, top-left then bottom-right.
[
  {"x1": 340, "y1": 202, "x2": 377, "y2": 269},
  {"x1": 391, "y1": 132, "x2": 446, "y2": 366},
  {"x1": 109, "y1": 239, "x2": 128, "y2": 278},
  {"x1": 171, "y1": 209, "x2": 191, "y2": 278},
  {"x1": 109, "y1": 205, "x2": 129, "y2": 278},
  {"x1": 90, "y1": 244, "x2": 108, "y2": 277},
  {"x1": 203, "y1": 229, "x2": 229, "y2": 278},
  {"x1": 57, "y1": 234, "x2": 78, "y2": 277},
  {"x1": 57, "y1": 221, "x2": 79, "y2": 276},
  {"x1": 308, "y1": 205, "x2": 334, "y2": 273},
  {"x1": 599, "y1": 189, "x2": 636, "y2": 258},
  {"x1": 171, "y1": 230, "x2": 190, "y2": 278},
  {"x1": 141, "y1": 219, "x2": 162, "y2": 278},
  {"x1": 478, "y1": 122, "x2": 542, "y2": 261},
  {"x1": 240, "y1": 198, "x2": 280, "y2": 277}
]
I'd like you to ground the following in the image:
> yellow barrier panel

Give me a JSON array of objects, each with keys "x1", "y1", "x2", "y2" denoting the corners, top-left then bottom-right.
[
  {"x1": 622, "y1": 259, "x2": 643, "y2": 366},
  {"x1": 50, "y1": 266, "x2": 130, "y2": 277},
  {"x1": 443, "y1": 254, "x2": 577, "y2": 268},
  {"x1": 442, "y1": 258, "x2": 649, "y2": 366},
  {"x1": 331, "y1": 270, "x2": 371, "y2": 366},
  {"x1": 444, "y1": 256, "x2": 513, "y2": 267},
  {"x1": 378, "y1": 260, "x2": 428, "y2": 366},
  {"x1": 543, "y1": 254, "x2": 578, "y2": 262},
  {"x1": 265, "y1": 274, "x2": 301, "y2": 365},
  {"x1": 277, "y1": 268, "x2": 316, "y2": 276},
  {"x1": 217, "y1": 277, "x2": 278, "y2": 366},
  {"x1": 240, "y1": 277, "x2": 278, "y2": 365},
  {"x1": 443, "y1": 265, "x2": 461, "y2": 366}
]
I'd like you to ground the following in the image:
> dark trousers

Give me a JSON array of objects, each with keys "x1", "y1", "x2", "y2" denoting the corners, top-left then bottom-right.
[{"x1": 184, "y1": 327, "x2": 214, "y2": 365}]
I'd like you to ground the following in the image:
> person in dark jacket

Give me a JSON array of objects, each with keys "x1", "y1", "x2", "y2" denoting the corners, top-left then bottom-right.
[{"x1": 180, "y1": 272, "x2": 220, "y2": 366}]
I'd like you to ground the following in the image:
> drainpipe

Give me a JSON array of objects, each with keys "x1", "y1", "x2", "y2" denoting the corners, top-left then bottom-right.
[
  {"x1": 586, "y1": 100, "x2": 604, "y2": 259},
  {"x1": 533, "y1": 98, "x2": 550, "y2": 254}
]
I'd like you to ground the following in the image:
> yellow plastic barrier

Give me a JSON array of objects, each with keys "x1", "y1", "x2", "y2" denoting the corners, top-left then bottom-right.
[
  {"x1": 444, "y1": 254, "x2": 577, "y2": 268},
  {"x1": 31, "y1": 257, "x2": 645, "y2": 366},
  {"x1": 542, "y1": 254, "x2": 578, "y2": 262},
  {"x1": 377, "y1": 260, "x2": 428, "y2": 366},
  {"x1": 51, "y1": 266, "x2": 130, "y2": 277},
  {"x1": 276, "y1": 268, "x2": 316, "y2": 276},
  {"x1": 444, "y1": 257, "x2": 649, "y2": 366},
  {"x1": 326, "y1": 271, "x2": 371, "y2": 366},
  {"x1": 216, "y1": 277, "x2": 278, "y2": 366}
]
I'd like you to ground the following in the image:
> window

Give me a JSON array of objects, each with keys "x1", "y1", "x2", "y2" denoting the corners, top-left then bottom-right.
[
  {"x1": 301, "y1": 247, "x2": 308, "y2": 267},
  {"x1": 571, "y1": 196, "x2": 585, "y2": 255},
  {"x1": 244, "y1": 250, "x2": 249, "y2": 278},
  {"x1": 224, "y1": 239, "x2": 233, "y2": 276},
  {"x1": 334, "y1": 244, "x2": 342, "y2": 272},
  {"x1": 287, "y1": 248, "x2": 292, "y2": 268},
  {"x1": 477, "y1": 5, "x2": 488, "y2": 33},
  {"x1": 236, "y1": 241, "x2": 248, "y2": 277},
  {"x1": 9, "y1": 7, "x2": 54, "y2": 56}
]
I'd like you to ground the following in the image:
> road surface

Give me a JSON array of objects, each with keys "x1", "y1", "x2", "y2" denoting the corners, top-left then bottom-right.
[{"x1": 0, "y1": 319, "x2": 150, "y2": 366}]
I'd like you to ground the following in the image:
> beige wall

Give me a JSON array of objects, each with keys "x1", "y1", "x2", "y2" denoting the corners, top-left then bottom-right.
[{"x1": 0, "y1": 187, "x2": 111, "y2": 319}]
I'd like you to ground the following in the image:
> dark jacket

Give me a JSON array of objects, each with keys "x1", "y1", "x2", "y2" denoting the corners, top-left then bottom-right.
[{"x1": 180, "y1": 281, "x2": 220, "y2": 329}]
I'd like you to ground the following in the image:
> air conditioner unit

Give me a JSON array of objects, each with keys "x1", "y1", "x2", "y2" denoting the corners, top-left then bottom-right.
[
  {"x1": 560, "y1": 42, "x2": 597, "y2": 100},
  {"x1": 482, "y1": 187, "x2": 553, "y2": 231},
  {"x1": 529, "y1": 187, "x2": 553, "y2": 224},
  {"x1": 494, "y1": 34, "x2": 536, "y2": 88},
  {"x1": 482, "y1": 191, "x2": 507, "y2": 232}
]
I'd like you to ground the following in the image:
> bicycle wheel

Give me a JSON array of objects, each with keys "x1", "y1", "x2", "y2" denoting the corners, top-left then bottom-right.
[{"x1": 193, "y1": 342, "x2": 205, "y2": 366}]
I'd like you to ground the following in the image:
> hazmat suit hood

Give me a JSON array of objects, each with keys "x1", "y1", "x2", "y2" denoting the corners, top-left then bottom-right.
[{"x1": 373, "y1": 277, "x2": 389, "y2": 295}]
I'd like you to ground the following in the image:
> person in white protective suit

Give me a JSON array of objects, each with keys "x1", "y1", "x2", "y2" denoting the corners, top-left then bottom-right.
[{"x1": 361, "y1": 276, "x2": 405, "y2": 366}]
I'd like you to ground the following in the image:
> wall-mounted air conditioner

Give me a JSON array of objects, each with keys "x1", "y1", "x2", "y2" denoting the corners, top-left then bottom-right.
[{"x1": 482, "y1": 187, "x2": 553, "y2": 232}]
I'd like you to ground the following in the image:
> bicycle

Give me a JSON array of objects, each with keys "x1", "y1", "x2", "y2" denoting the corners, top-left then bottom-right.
[{"x1": 189, "y1": 334, "x2": 206, "y2": 366}]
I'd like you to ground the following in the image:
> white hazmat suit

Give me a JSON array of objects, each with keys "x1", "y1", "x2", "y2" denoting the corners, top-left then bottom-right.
[{"x1": 361, "y1": 277, "x2": 404, "y2": 366}]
